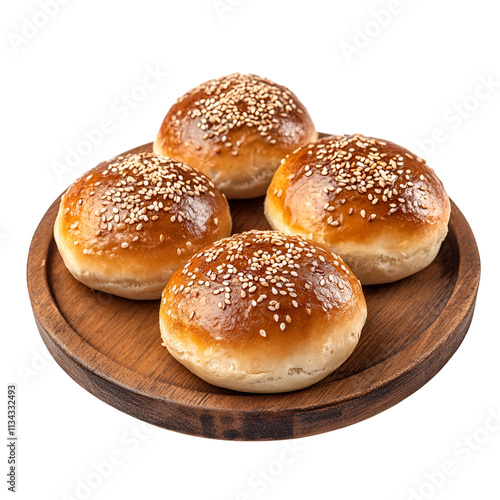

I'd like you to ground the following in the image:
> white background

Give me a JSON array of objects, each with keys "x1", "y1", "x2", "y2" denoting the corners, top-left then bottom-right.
[{"x1": 2, "y1": 1, "x2": 499, "y2": 499}]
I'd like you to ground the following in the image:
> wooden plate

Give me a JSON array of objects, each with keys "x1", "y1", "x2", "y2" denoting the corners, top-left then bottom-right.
[{"x1": 27, "y1": 141, "x2": 480, "y2": 441}]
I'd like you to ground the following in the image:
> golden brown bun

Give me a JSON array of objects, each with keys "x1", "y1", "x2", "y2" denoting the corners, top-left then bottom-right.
[
  {"x1": 159, "y1": 230, "x2": 367, "y2": 393},
  {"x1": 54, "y1": 152, "x2": 232, "y2": 300},
  {"x1": 153, "y1": 73, "x2": 318, "y2": 199},
  {"x1": 265, "y1": 134, "x2": 451, "y2": 285}
]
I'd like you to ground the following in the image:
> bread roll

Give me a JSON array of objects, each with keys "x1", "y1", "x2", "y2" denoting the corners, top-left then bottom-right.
[
  {"x1": 265, "y1": 134, "x2": 451, "y2": 284},
  {"x1": 54, "y1": 152, "x2": 232, "y2": 299},
  {"x1": 154, "y1": 73, "x2": 318, "y2": 199},
  {"x1": 159, "y1": 230, "x2": 367, "y2": 393}
]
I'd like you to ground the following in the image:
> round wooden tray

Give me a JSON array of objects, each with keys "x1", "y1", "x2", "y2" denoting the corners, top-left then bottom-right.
[{"x1": 27, "y1": 142, "x2": 480, "y2": 441}]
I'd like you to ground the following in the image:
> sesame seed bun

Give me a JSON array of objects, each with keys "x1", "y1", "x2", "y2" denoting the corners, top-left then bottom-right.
[
  {"x1": 159, "y1": 230, "x2": 367, "y2": 393},
  {"x1": 54, "y1": 153, "x2": 232, "y2": 300},
  {"x1": 153, "y1": 73, "x2": 318, "y2": 199},
  {"x1": 264, "y1": 134, "x2": 451, "y2": 285}
]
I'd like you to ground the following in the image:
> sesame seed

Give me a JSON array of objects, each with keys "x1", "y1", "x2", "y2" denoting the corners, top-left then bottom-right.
[
  {"x1": 75, "y1": 153, "x2": 218, "y2": 248},
  {"x1": 175, "y1": 73, "x2": 300, "y2": 150},
  {"x1": 281, "y1": 135, "x2": 428, "y2": 221},
  {"x1": 171, "y1": 230, "x2": 356, "y2": 337}
]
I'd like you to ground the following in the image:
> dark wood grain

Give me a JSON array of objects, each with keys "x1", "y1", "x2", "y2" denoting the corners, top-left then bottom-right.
[{"x1": 27, "y1": 141, "x2": 480, "y2": 441}]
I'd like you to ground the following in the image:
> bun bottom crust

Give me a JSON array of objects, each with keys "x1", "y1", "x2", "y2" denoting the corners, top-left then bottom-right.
[
  {"x1": 337, "y1": 235, "x2": 447, "y2": 285},
  {"x1": 206, "y1": 163, "x2": 277, "y2": 200},
  {"x1": 54, "y1": 216, "x2": 175, "y2": 300},
  {"x1": 159, "y1": 313, "x2": 365, "y2": 394},
  {"x1": 264, "y1": 205, "x2": 449, "y2": 285}
]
